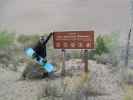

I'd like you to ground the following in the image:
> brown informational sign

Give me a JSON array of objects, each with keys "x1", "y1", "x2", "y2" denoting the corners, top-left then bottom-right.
[{"x1": 53, "y1": 31, "x2": 94, "y2": 49}]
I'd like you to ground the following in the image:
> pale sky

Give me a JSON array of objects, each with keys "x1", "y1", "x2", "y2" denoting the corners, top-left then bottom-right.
[{"x1": 0, "y1": 0, "x2": 129, "y2": 39}]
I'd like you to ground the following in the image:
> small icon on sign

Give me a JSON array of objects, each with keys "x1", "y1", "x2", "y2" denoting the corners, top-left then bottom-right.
[
  {"x1": 70, "y1": 42, "x2": 76, "y2": 48},
  {"x1": 86, "y1": 43, "x2": 90, "y2": 48},
  {"x1": 63, "y1": 42, "x2": 68, "y2": 47},
  {"x1": 78, "y1": 42, "x2": 83, "y2": 47},
  {"x1": 56, "y1": 42, "x2": 61, "y2": 47}
]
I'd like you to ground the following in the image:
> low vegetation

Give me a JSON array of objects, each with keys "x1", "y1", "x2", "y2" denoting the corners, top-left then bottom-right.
[
  {"x1": 17, "y1": 34, "x2": 40, "y2": 47},
  {"x1": 87, "y1": 32, "x2": 120, "y2": 67},
  {"x1": 0, "y1": 30, "x2": 132, "y2": 100},
  {"x1": 0, "y1": 31, "x2": 15, "y2": 48},
  {"x1": 123, "y1": 84, "x2": 133, "y2": 100}
]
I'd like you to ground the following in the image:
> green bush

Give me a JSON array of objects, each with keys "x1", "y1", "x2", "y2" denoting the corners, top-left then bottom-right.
[
  {"x1": 103, "y1": 32, "x2": 120, "y2": 52},
  {"x1": 95, "y1": 32, "x2": 120, "y2": 56},
  {"x1": 88, "y1": 32, "x2": 120, "y2": 61},
  {"x1": 95, "y1": 35, "x2": 109, "y2": 55},
  {"x1": 0, "y1": 31, "x2": 15, "y2": 48}
]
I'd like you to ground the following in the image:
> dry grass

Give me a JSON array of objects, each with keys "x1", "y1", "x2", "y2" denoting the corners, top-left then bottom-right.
[
  {"x1": 63, "y1": 72, "x2": 91, "y2": 91},
  {"x1": 123, "y1": 84, "x2": 133, "y2": 100}
]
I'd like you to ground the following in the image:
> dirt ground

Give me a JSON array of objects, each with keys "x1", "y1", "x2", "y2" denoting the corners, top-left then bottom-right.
[{"x1": 0, "y1": 60, "x2": 125, "y2": 100}]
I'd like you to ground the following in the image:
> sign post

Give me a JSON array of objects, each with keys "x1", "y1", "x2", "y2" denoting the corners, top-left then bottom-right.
[
  {"x1": 61, "y1": 49, "x2": 66, "y2": 76},
  {"x1": 83, "y1": 49, "x2": 89, "y2": 73}
]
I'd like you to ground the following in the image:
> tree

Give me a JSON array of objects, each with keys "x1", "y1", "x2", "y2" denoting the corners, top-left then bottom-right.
[{"x1": 95, "y1": 35, "x2": 108, "y2": 55}]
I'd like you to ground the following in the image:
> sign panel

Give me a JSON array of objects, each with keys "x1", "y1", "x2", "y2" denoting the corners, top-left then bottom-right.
[{"x1": 53, "y1": 31, "x2": 94, "y2": 49}]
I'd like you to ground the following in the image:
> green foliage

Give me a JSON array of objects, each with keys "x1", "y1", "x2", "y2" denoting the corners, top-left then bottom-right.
[
  {"x1": 0, "y1": 31, "x2": 15, "y2": 48},
  {"x1": 88, "y1": 32, "x2": 120, "y2": 61},
  {"x1": 95, "y1": 35, "x2": 108, "y2": 55},
  {"x1": 104, "y1": 32, "x2": 120, "y2": 51},
  {"x1": 95, "y1": 32, "x2": 120, "y2": 55},
  {"x1": 102, "y1": 35, "x2": 112, "y2": 49}
]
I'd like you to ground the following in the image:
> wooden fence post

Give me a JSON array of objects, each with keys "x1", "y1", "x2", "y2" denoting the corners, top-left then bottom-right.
[
  {"x1": 61, "y1": 49, "x2": 66, "y2": 76},
  {"x1": 123, "y1": 28, "x2": 132, "y2": 81},
  {"x1": 84, "y1": 49, "x2": 89, "y2": 73}
]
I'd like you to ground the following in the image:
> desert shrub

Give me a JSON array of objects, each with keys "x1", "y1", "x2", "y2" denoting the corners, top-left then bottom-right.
[
  {"x1": 88, "y1": 35, "x2": 109, "y2": 60},
  {"x1": 17, "y1": 34, "x2": 40, "y2": 47},
  {"x1": 90, "y1": 33, "x2": 120, "y2": 66},
  {"x1": 88, "y1": 50, "x2": 96, "y2": 60},
  {"x1": 95, "y1": 53, "x2": 119, "y2": 66},
  {"x1": 127, "y1": 69, "x2": 133, "y2": 84},
  {"x1": 124, "y1": 85, "x2": 133, "y2": 100},
  {"x1": 0, "y1": 31, "x2": 17, "y2": 70},
  {"x1": 71, "y1": 51, "x2": 81, "y2": 59},
  {"x1": 0, "y1": 31, "x2": 15, "y2": 48},
  {"x1": 95, "y1": 35, "x2": 109, "y2": 55},
  {"x1": 95, "y1": 32, "x2": 120, "y2": 55},
  {"x1": 96, "y1": 53, "x2": 109, "y2": 64},
  {"x1": 21, "y1": 61, "x2": 47, "y2": 79},
  {"x1": 17, "y1": 34, "x2": 29, "y2": 44}
]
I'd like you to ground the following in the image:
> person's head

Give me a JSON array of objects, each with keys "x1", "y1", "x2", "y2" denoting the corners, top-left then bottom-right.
[{"x1": 39, "y1": 36, "x2": 46, "y2": 44}]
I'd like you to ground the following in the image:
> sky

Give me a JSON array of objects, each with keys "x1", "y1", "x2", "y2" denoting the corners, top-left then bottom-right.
[{"x1": 0, "y1": 0, "x2": 129, "y2": 40}]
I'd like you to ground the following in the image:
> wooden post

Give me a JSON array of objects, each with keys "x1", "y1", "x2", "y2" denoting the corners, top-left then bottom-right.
[
  {"x1": 84, "y1": 49, "x2": 89, "y2": 73},
  {"x1": 61, "y1": 49, "x2": 66, "y2": 76},
  {"x1": 125, "y1": 28, "x2": 131, "y2": 67},
  {"x1": 123, "y1": 28, "x2": 132, "y2": 81}
]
